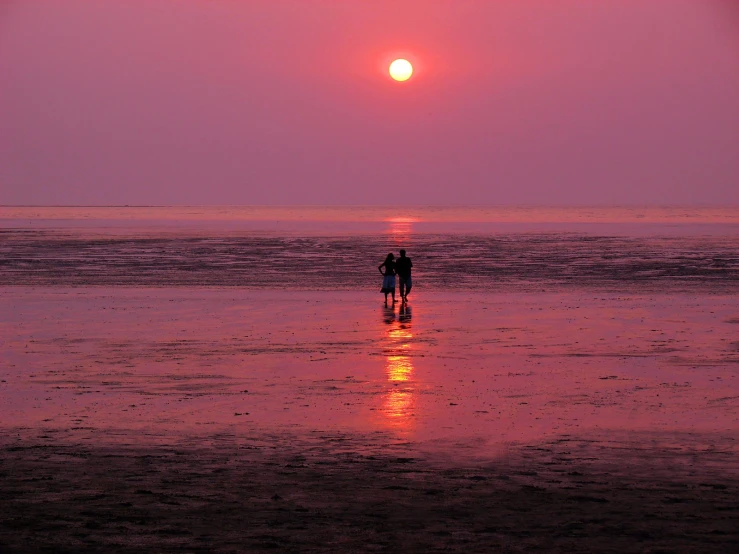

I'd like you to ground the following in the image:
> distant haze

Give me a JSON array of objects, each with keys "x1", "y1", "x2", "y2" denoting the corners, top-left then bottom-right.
[{"x1": 1, "y1": 0, "x2": 737, "y2": 206}]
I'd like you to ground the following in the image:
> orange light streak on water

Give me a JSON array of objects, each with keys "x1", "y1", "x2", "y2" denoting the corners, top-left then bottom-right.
[
  {"x1": 381, "y1": 304, "x2": 416, "y2": 430},
  {"x1": 386, "y1": 217, "x2": 419, "y2": 245}
]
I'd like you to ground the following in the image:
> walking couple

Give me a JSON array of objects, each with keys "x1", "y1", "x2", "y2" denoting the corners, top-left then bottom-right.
[{"x1": 378, "y1": 249, "x2": 412, "y2": 304}]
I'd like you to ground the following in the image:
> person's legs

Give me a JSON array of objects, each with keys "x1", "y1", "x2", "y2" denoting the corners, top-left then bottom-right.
[
  {"x1": 399, "y1": 278, "x2": 406, "y2": 300},
  {"x1": 404, "y1": 277, "x2": 412, "y2": 299}
]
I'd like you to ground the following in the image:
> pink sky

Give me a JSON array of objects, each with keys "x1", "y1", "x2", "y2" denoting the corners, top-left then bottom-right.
[{"x1": 1, "y1": 0, "x2": 737, "y2": 206}]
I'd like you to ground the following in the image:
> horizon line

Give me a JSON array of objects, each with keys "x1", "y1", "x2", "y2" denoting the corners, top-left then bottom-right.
[{"x1": 3, "y1": 204, "x2": 739, "y2": 209}]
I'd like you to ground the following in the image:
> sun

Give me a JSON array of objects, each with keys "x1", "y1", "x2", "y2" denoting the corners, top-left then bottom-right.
[{"x1": 389, "y1": 59, "x2": 413, "y2": 82}]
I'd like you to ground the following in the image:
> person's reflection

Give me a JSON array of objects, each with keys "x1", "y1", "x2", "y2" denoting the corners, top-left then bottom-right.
[
  {"x1": 399, "y1": 303, "x2": 412, "y2": 324},
  {"x1": 382, "y1": 304, "x2": 396, "y2": 325},
  {"x1": 381, "y1": 303, "x2": 415, "y2": 430}
]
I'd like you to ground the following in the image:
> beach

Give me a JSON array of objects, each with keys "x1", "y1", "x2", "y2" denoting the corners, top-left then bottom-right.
[
  {"x1": 2, "y1": 287, "x2": 739, "y2": 551},
  {"x1": 1, "y1": 207, "x2": 739, "y2": 551}
]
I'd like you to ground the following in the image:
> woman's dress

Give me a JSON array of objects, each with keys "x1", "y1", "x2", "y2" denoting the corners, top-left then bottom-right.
[{"x1": 380, "y1": 261, "x2": 396, "y2": 293}]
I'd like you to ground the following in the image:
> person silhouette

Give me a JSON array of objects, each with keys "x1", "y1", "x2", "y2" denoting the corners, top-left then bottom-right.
[
  {"x1": 396, "y1": 249, "x2": 413, "y2": 302},
  {"x1": 378, "y1": 252, "x2": 397, "y2": 304}
]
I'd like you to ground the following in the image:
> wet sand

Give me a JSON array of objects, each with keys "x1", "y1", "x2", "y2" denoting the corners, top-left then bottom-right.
[
  {"x1": 2, "y1": 432, "x2": 738, "y2": 553},
  {"x1": 2, "y1": 288, "x2": 738, "y2": 551}
]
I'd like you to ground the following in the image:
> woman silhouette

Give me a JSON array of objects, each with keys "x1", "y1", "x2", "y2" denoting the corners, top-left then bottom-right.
[{"x1": 378, "y1": 252, "x2": 397, "y2": 304}]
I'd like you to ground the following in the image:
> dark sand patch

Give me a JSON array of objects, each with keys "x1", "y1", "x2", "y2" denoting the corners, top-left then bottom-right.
[{"x1": 1, "y1": 432, "x2": 737, "y2": 553}]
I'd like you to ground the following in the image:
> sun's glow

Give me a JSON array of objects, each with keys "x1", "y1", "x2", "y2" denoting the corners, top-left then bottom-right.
[{"x1": 389, "y1": 59, "x2": 413, "y2": 82}]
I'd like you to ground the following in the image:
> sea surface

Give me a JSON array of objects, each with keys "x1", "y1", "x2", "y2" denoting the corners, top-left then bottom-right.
[{"x1": 2, "y1": 206, "x2": 738, "y2": 291}]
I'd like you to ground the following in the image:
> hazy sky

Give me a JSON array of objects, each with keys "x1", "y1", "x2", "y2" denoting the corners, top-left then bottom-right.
[{"x1": 1, "y1": 0, "x2": 737, "y2": 206}]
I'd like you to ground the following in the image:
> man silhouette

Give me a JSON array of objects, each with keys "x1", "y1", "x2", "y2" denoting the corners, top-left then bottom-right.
[{"x1": 396, "y1": 249, "x2": 413, "y2": 302}]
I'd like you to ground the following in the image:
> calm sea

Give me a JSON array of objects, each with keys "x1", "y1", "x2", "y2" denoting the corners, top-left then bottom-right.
[{"x1": 1, "y1": 206, "x2": 738, "y2": 291}]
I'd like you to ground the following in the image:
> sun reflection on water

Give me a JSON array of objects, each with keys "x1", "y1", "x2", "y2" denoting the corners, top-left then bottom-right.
[
  {"x1": 386, "y1": 355, "x2": 413, "y2": 382},
  {"x1": 381, "y1": 304, "x2": 415, "y2": 429},
  {"x1": 384, "y1": 389, "x2": 414, "y2": 423},
  {"x1": 386, "y1": 217, "x2": 418, "y2": 242}
]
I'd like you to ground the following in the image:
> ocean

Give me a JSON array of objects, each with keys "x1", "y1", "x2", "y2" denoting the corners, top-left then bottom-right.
[{"x1": 2, "y1": 205, "x2": 738, "y2": 291}]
